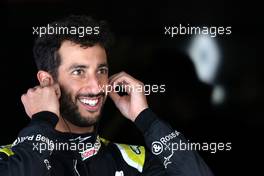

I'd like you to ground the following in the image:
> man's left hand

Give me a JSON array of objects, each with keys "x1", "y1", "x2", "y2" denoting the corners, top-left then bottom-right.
[{"x1": 109, "y1": 72, "x2": 148, "y2": 122}]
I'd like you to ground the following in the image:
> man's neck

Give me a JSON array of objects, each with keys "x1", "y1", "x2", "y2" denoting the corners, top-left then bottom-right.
[{"x1": 55, "y1": 117, "x2": 94, "y2": 134}]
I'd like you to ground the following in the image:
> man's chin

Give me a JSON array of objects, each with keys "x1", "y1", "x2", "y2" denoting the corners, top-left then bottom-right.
[
  {"x1": 82, "y1": 112, "x2": 101, "y2": 123},
  {"x1": 76, "y1": 109, "x2": 102, "y2": 125}
]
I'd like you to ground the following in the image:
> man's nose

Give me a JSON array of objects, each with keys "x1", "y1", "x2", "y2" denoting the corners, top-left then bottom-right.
[{"x1": 83, "y1": 75, "x2": 101, "y2": 94}]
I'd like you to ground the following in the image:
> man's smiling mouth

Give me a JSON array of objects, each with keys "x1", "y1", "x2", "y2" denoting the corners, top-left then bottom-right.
[
  {"x1": 79, "y1": 98, "x2": 99, "y2": 106},
  {"x1": 78, "y1": 96, "x2": 102, "y2": 112}
]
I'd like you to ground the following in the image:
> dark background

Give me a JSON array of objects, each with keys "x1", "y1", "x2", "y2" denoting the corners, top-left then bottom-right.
[{"x1": 3, "y1": 0, "x2": 263, "y2": 175}]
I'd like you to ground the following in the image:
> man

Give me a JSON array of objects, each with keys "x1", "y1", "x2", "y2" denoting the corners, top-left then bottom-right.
[{"x1": 0, "y1": 15, "x2": 214, "y2": 175}]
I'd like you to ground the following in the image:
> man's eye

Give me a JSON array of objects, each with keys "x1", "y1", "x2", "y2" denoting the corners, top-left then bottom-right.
[
  {"x1": 72, "y1": 69, "x2": 84, "y2": 75},
  {"x1": 98, "y1": 68, "x2": 108, "y2": 74}
]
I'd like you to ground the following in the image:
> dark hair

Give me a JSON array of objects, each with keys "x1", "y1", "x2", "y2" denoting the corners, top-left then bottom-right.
[{"x1": 33, "y1": 15, "x2": 113, "y2": 79}]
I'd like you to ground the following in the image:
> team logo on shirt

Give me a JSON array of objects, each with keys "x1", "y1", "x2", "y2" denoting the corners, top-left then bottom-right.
[
  {"x1": 80, "y1": 137, "x2": 101, "y2": 161},
  {"x1": 69, "y1": 136, "x2": 91, "y2": 143}
]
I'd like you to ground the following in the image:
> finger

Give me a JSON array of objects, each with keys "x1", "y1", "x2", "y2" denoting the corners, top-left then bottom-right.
[
  {"x1": 21, "y1": 94, "x2": 32, "y2": 118},
  {"x1": 109, "y1": 72, "x2": 139, "y2": 87},
  {"x1": 108, "y1": 72, "x2": 121, "y2": 81},
  {"x1": 52, "y1": 83, "x2": 61, "y2": 98},
  {"x1": 108, "y1": 90, "x2": 121, "y2": 104},
  {"x1": 109, "y1": 71, "x2": 128, "y2": 80},
  {"x1": 109, "y1": 74, "x2": 134, "y2": 86},
  {"x1": 27, "y1": 87, "x2": 36, "y2": 94},
  {"x1": 109, "y1": 71, "x2": 129, "y2": 84},
  {"x1": 27, "y1": 86, "x2": 42, "y2": 94},
  {"x1": 110, "y1": 76, "x2": 136, "y2": 94},
  {"x1": 21, "y1": 94, "x2": 26, "y2": 104}
]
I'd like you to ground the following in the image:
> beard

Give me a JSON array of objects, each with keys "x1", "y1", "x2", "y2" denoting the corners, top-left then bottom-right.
[{"x1": 59, "y1": 86, "x2": 106, "y2": 127}]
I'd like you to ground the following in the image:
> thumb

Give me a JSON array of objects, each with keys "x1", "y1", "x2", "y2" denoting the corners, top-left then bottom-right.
[
  {"x1": 109, "y1": 91, "x2": 120, "y2": 105},
  {"x1": 52, "y1": 83, "x2": 61, "y2": 99}
]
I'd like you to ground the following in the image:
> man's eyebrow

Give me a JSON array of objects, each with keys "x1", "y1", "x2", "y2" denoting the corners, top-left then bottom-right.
[
  {"x1": 98, "y1": 63, "x2": 108, "y2": 68},
  {"x1": 68, "y1": 64, "x2": 88, "y2": 71},
  {"x1": 68, "y1": 63, "x2": 108, "y2": 71}
]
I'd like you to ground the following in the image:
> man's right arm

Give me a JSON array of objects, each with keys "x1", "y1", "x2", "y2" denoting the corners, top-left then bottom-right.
[{"x1": 0, "y1": 111, "x2": 58, "y2": 176}]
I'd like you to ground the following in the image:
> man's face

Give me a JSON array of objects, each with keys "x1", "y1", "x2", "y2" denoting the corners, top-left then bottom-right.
[{"x1": 56, "y1": 41, "x2": 108, "y2": 127}]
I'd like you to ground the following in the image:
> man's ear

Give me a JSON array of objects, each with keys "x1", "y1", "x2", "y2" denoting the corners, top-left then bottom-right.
[{"x1": 37, "y1": 71, "x2": 54, "y2": 87}]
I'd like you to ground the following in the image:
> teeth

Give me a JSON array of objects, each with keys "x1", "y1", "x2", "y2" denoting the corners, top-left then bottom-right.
[{"x1": 79, "y1": 98, "x2": 99, "y2": 106}]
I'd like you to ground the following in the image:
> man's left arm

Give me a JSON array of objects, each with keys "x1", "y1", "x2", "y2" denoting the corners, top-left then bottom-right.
[
  {"x1": 109, "y1": 72, "x2": 214, "y2": 176},
  {"x1": 135, "y1": 108, "x2": 214, "y2": 176}
]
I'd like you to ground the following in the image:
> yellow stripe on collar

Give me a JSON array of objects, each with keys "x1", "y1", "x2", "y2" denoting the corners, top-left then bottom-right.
[
  {"x1": 115, "y1": 143, "x2": 145, "y2": 172},
  {"x1": 0, "y1": 144, "x2": 14, "y2": 157}
]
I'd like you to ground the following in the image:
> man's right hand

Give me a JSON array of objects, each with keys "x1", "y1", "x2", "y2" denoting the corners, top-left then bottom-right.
[{"x1": 21, "y1": 84, "x2": 60, "y2": 118}]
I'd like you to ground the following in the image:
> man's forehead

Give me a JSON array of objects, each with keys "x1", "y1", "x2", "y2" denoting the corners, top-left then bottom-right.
[{"x1": 58, "y1": 40, "x2": 107, "y2": 65}]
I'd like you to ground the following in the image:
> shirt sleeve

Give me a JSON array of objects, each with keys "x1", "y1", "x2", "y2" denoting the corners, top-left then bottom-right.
[
  {"x1": 0, "y1": 111, "x2": 58, "y2": 176},
  {"x1": 141, "y1": 148, "x2": 167, "y2": 176},
  {"x1": 135, "y1": 108, "x2": 214, "y2": 176}
]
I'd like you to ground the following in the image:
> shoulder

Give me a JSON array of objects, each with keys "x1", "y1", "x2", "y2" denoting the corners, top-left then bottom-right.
[{"x1": 100, "y1": 137, "x2": 146, "y2": 172}]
